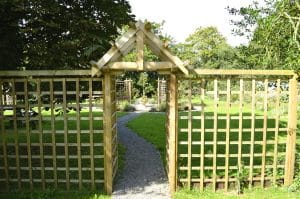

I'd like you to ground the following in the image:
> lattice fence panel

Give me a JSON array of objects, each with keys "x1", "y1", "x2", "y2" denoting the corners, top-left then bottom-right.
[
  {"x1": 0, "y1": 74, "x2": 104, "y2": 191},
  {"x1": 177, "y1": 76, "x2": 294, "y2": 190}
]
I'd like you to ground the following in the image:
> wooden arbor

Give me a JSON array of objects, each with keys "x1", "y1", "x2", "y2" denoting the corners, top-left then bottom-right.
[{"x1": 91, "y1": 21, "x2": 188, "y2": 194}]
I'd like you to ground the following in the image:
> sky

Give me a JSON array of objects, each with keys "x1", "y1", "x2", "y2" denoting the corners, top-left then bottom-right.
[{"x1": 127, "y1": 0, "x2": 255, "y2": 46}]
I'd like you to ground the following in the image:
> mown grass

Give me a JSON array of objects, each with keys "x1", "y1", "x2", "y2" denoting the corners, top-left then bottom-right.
[
  {"x1": 0, "y1": 110, "x2": 127, "y2": 198},
  {"x1": 0, "y1": 189, "x2": 110, "y2": 199},
  {"x1": 127, "y1": 109, "x2": 300, "y2": 198},
  {"x1": 175, "y1": 187, "x2": 300, "y2": 199}
]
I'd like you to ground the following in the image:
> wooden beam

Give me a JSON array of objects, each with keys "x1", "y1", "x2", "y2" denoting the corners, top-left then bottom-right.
[
  {"x1": 91, "y1": 28, "x2": 138, "y2": 76},
  {"x1": 116, "y1": 35, "x2": 136, "y2": 56},
  {"x1": 103, "y1": 73, "x2": 113, "y2": 194},
  {"x1": 168, "y1": 73, "x2": 178, "y2": 195},
  {"x1": 0, "y1": 70, "x2": 92, "y2": 77},
  {"x1": 117, "y1": 39, "x2": 135, "y2": 58},
  {"x1": 106, "y1": 61, "x2": 174, "y2": 71},
  {"x1": 136, "y1": 30, "x2": 144, "y2": 70},
  {"x1": 284, "y1": 75, "x2": 298, "y2": 186},
  {"x1": 93, "y1": 46, "x2": 119, "y2": 73},
  {"x1": 141, "y1": 28, "x2": 189, "y2": 75},
  {"x1": 115, "y1": 28, "x2": 137, "y2": 48},
  {"x1": 145, "y1": 37, "x2": 172, "y2": 61},
  {"x1": 193, "y1": 69, "x2": 296, "y2": 76}
]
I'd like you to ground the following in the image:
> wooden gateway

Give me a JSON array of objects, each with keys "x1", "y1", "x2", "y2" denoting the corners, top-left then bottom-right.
[
  {"x1": 0, "y1": 21, "x2": 297, "y2": 196},
  {"x1": 90, "y1": 20, "x2": 298, "y2": 195},
  {"x1": 91, "y1": 20, "x2": 189, "y2": 194}
]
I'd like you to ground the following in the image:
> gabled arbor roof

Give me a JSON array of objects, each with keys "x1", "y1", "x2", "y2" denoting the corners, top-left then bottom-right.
[{"x1": 91, "y1": 21, "x2": 188, "y2": 76}]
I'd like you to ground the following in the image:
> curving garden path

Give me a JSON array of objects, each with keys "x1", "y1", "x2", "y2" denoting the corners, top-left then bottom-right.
[{"x1": 112, "y1": 112, "x2": 170, "y2": 199}]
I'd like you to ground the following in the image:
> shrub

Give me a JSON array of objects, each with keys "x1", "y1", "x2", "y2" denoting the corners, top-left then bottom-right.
[
  {"x1": 118, "y1": 101, "x2": 135, "y2": 112},
  {"x1": 157, "y1": 103, "x2": 167, "y2": 112}
]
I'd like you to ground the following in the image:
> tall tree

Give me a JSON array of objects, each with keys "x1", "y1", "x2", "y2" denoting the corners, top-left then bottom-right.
[
  {"x1": 178, "y1": 26, "x2": 238, "y2": 69},
  {"x1": 0, "y1": 0, "x2": 24, "y2": 70},
  {"x1": 0, "y1": 0, "x2": 134, "y2": 70},
  {"x1": 228, "y1": 0, "x2": 300, "y2": 71}
]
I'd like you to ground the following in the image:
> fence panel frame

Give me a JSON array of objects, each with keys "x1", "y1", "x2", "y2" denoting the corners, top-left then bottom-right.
[
  {"x1": 177, "y1": 70, "x2": 298, "y2": 191},
  {"x1": 0, "y1": 70, "x2": 104, "y2": 192}
]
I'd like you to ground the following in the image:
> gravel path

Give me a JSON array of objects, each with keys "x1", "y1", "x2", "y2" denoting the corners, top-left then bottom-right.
[{"x1": 112, "y1": 112, "x2": 170, "y2": 199}]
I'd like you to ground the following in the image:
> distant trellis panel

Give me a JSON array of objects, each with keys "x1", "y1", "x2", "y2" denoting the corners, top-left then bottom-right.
[
  {"x1": 116, "y1": 79, "x2": 132, "y2": 102},
  {"x1": 177, "y1": 71, "x2": 297, "y2": 191},
  {"x1": 0, "y1": 71, "x2": 104, "y2": 191},
  {"x1": 157, "y1": 78, "x2": 167, "y2": 106}
]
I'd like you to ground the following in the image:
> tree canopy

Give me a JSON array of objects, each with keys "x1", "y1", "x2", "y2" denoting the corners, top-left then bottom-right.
[
  {"x1": 0, "y1": 0, "x2": 134, "y2": 70},
  {"x1": 228, "y1": 0, "x2": 300, "y2": 71},
  {"x1": 178, "y1": 26, "x2": 238, "y2": 69}
]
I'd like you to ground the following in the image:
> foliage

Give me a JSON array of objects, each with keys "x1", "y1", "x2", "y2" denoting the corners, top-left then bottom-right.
[
  {"x1": 288, "y1": 151, "x2": 300, "y2": 192},
  {"x1": 175, "y1": 187, "x2": 300, "y2": 199},
  {"x1": 0, "y1": 0, "x2": 134, "y2": 70},
  {"x1": 178, "y1": 26, "x2": 238, "y2": 69},
  {"x1": 228, "y1": 0, "x2": 300, "y2": 71},
  {"x1": 0, "y1": 0, "x2": 24, "y2": 70},
  {"x1": 235, "y1": 162, "x2": 248, "y2": 194},
  {"x1": 136, "y1": 72, "x2": 155, "y2": 98},
  {"x1": 118, "y1": 100, "x2": 135, "y2": 112},
  {"x1": 157, "y1": 102, "x2": 167, "y2": 112}
]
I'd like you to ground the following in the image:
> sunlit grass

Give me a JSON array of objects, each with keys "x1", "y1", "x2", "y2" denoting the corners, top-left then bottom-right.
[
  {"x1": 175, "y1": 187, "x2": 300, "y2": 199},
  {"x1": 0, "y1": 110, "x2": 127, "y2": 198}
]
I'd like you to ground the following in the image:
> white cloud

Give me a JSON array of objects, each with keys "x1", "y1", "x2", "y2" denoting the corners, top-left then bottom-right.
[{"x1": 128, "y1": 0, "x2": 255, "y2": 46}]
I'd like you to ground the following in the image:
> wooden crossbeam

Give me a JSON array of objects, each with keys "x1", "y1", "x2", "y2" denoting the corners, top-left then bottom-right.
[
  {"x1": 139, "y1": 24, "x2": 189, "y2": 75},
  {"x1": 193, "y1": 69, "x2": 296, "y2": 76},
  {"x1": 105, "y1": 61, "x2": 174, "y2": 71},
  {"x1": 91, "y1": 20, "x2": 189, "y2": 76}
]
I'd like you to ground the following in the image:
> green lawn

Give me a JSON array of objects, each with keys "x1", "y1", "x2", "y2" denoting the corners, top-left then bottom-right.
[
  {"x1": 175, "y1": 187, "x2": 300, "y2": 199},
  {"x1": 0, "y1": 110, "x2": 127, "y2": 199},
  {"x1": 0, "y1": 189, "x2": 110, "y2": 199},
  {"x1": 127, "y1": 111, "x2": 300, "y2": 198}
]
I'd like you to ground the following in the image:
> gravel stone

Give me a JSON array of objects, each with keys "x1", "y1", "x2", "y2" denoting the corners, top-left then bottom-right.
[{"x1": 112, "y1": 112, "x2": 170, "y2": 199}]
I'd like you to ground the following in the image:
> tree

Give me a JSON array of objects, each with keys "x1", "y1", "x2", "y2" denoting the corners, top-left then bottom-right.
[
  {"x1": 0, "y1": 0, "x2": 24, "y2": 70},
  {"x1": 228, "y1": 0, "x2": 300, "y2": 71},
  {"x1": 178, "y1": 26, "x2": 238, "y2": 69},
  {"x1": 136, "y1": 72, "x2": 154, "y2": 98},
  {"x1": 0, "y1": 0, "x2": 134, "y2": 70}
]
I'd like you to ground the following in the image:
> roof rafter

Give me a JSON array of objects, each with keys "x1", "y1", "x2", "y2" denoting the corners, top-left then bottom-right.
[{"x1": 91, "y1": 20, "x2": 188, "y2": 76}]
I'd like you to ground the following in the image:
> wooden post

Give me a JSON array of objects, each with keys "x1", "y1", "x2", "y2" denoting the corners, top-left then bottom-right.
[
  {"x1": 62, "y1": 78, "x2": 70, "y2": 190},
  {"x1": 168, "y1": 73, "x2": 178, "y2": 195},
  {"x1": 136, "y1": 30, "x2": 144, "y2": 70},
  {"x1": 76, "y1": 79, "x2": 83, "y2": 189},
  {"x1": 157, "y1": 78, "x2": 160, "y2": 107},
  {"x1": 284, "y1": 75, "x2": 298, "y2": 186},
  {"x1": 103, "y1": 73, "x2": 113, "y2": 194},
  {"x1": 0, "y1": 80, "x2": 9, "y2": 191},
  {"x1": 89, "y1": 79, "x2": 95, "y2": 190},
  {"x1": 187, "y1": 79, "x2": 192, "y2": 188},
  {"x1": 128, "y1": 79, "x2": 132, "y2": 104}
]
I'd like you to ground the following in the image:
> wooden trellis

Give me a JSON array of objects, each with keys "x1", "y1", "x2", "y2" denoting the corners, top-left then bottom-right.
[
  {"x1": 157, "y1": 78, "x2": 167, "y2": 107},
  {"x1": 177, "y1": 70, "x2": 298, "y2": 190},
  {"x1": 0, "y1": 20, "x2": 298, "y2": 196},
  {"x1": 116, "y1": 79, "x2": 132, "y2": 103},
  {"x1": 0, "y1": 70, "x2": 104, "y2": 191}
]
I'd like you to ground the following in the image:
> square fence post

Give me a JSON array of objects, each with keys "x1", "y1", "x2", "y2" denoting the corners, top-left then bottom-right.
[
  {"x1": 284, "y1": 75, "x2": 298, "y2": 186},
  {"x1": 103, "y1": 73, "x2": 114, "y2": 194},
  {"x1": 167, "y1": 73, "x2": 178, "y2": 194}
]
